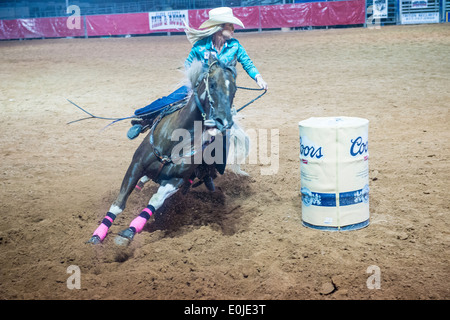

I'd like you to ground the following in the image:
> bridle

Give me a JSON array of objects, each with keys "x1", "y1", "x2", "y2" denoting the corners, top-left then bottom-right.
[{"x1": 192, "y1": 60, "x2": 235, "y2": 130}]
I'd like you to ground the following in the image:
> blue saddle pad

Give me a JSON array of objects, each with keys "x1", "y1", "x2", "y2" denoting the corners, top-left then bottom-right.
[{"x1": 134, "y1": 86, "x2": 190, "y2": 117}]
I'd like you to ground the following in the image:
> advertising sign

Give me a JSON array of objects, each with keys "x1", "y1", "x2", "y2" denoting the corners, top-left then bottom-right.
[
  {"x1": 149, "y1": 10, "x2": 188, "y2": 31},
  {"x1": 373, "y1": 0, "x2": 388, "y2": 19}
]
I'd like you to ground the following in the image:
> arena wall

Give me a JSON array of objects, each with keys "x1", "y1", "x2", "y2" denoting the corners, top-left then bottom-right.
[{"x1": 0, "y1": 0, "x2": 365, "y2": 40}]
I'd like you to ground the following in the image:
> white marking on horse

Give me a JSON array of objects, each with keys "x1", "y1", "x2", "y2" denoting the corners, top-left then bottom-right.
[
  {"x1": 149, "y1": 183, "x2": 178, "y2": 210},
  {"x1": 109, "y1": 204, "x2": 123, "y2": 215},
  {"x1": 207, "y1": 128, "x2": 220, "y2": 136}
]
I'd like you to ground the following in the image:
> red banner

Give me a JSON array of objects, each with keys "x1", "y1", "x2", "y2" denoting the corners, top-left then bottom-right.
[
  {"x1": 188, "y1": 6, "x2": 261, "y2": 30},
  {"x1": 0, "y1": 1, "x2": 365, "y2": 40},
  {"x1": 188, "y1": 1, "x2": 365, "y2": 30},
  {"x1": 86, "y1": 13, "x2": 149, "y2": 37},
  {"x1": 0, "y1": 17, "x2": 84, "y2": 39},
  {"x1": 260, "y1": 4, "x2": 311, "y2": 28}
]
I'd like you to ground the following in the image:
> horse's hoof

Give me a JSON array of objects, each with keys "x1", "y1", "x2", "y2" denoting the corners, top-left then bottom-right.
[
  {"x1": 86, "y1": 235, "x2": 102, "y2": 245},
  {"x1": 115, "y1": 228, "x2": 135, "y2": 246},
  {"x1": 204, "y1": 176, "x2": 215, "y2": 192}
]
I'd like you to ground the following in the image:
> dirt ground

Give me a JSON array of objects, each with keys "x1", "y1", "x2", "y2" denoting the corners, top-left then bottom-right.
[{"x1": 0, "y1": 24, "x2": 449, "y2": 300}]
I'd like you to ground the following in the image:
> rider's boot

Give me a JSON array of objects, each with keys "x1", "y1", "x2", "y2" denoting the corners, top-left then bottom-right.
[{"x1": 127, "y1": 119, "x2": 151, "y2": 140}]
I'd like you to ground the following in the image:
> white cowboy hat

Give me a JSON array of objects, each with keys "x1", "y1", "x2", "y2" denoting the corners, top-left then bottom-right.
[{"x1": 199, "y1": 7, "x2": 244, "y2": 29}]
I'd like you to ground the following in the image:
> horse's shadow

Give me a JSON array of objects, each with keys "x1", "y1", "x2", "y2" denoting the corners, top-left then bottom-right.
[{"x1": 142, "y1": 173, "x2": 254, "y2": 238}]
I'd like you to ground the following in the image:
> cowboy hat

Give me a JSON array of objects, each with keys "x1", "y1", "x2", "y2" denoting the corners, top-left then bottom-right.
[{"x1": 199, "y1": 7, "x2": 244, "y2": 29}]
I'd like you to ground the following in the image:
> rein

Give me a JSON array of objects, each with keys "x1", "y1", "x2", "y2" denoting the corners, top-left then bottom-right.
[
  {"x1": 235, "y1": 86, "x2": 267, "y2": 113},
  {"x1": 66, "y1": 99, "x2": 138, "y2": 125},
  {"x1": 66, "y1": 77, "x2": 266, "y2": 182},
  {"x1": 66, "y1": 85, "x2": 266, "y2": 128}
]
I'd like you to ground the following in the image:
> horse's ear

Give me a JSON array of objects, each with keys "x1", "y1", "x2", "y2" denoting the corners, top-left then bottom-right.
[{"x1": 208, "y1": 54, "x2": 218, "y2": 66}]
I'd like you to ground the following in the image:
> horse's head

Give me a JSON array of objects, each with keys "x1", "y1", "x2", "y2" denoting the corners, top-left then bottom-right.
[{"x1": 193, "y1": 55, "x2": 237, "y2": 134}]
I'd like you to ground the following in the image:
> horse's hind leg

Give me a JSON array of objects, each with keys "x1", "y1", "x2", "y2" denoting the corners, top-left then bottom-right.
[
  {"x1": 115, "y1": 178, "x2": 183, "y2": 246},
  {"x1": 135, "y1": 175, "x2": 150, "y2": 191}
]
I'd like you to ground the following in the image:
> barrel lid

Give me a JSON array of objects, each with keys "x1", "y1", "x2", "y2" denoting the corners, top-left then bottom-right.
[{"x1": 299, "y1": 116, "x2": 368, "y2": 128}]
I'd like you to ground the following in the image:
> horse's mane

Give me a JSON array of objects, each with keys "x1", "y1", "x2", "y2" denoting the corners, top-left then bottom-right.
[
  {"x1": 181, "y1": 59, "x2": 205, "y2": 90},
  {"x1": 181, "y1": 58, "x2": 237, "y2": 90}
]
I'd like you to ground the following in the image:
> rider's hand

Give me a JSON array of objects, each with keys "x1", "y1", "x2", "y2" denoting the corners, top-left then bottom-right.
[{"x1": 255, "y1": 74, "x2": 268, "y2": 90}]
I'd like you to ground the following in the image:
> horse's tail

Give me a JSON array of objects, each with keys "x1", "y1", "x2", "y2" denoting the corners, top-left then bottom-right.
[{"x1": 227, "y1": 118, "x2": 250, "y2": 176}]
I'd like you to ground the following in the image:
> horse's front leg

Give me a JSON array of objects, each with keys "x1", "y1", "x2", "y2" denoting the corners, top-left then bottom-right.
[
  {"x1": 86, "y1": 163, "x2": 143, "y2": 244},
  {"x1": 115, "y1": 177, "x2": 183, "y2": 245},
  {"x1": 87, "y1": 146, "x2": 153, "y2": 244}
]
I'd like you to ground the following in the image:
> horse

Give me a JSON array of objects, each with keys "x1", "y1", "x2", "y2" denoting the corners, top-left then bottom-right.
[{"x1": 87, "y1": 55, "x2": 240, "y2": 245}]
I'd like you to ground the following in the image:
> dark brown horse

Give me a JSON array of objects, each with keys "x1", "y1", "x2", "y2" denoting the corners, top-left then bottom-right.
[{"x1": 87, "y1": 56, "x2": 237, "y2": 245}]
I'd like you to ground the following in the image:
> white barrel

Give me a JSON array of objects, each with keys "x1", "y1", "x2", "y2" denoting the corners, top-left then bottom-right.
[{"x1": 299, "y1": 117, "x2": 369, "y2": 231}]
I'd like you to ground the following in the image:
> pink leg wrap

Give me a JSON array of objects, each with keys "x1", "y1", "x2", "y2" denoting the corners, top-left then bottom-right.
[
  {"x1": 104, "y1": 216, "x2": 114, "y2": 224},
  {"x1": 129, "y1": 206, "x2": 153, "y2": 233},
  {"x1": 129, "y1": 216, "x2": 148, "y2": 233},
  {"x1": 93, "y1": 223, "x2": 109, "y2": 241},
  {"x1": 141, "y1": 207, "x2": 152, "y2": 216},
  {"x1": 92, "y1": 215, "x2": 115, "y2": 241}
]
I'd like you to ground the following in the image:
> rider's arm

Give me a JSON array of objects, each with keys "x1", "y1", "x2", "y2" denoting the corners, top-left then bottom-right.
[
  {"x1": 236, "y1": 41, "x2": 267, "y2": 89},
  {"x1": 235, "y1": 41, "x2": 259, "y2": 80}
]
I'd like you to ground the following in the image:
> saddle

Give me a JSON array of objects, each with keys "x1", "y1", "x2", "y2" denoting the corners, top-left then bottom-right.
[
  {"x1": 129, "y1": 86, "x2": 190, "y2": 138},
  {"x1": 135, "y1": 86, "x2": 190, "y2": 117}
]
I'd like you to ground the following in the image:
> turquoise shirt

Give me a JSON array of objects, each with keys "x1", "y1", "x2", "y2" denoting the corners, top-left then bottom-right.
[{"x1": 185, "y1": 36, "x2": 260, "y2": 80}]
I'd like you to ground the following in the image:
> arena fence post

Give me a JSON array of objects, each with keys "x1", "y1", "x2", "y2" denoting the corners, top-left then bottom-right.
[
  {"x1": 364, "y1": 0, "x2": 368, "y2": 28},
  {"x1": 83, "y1": 15, "x2": 87, "y2": 38},
  {"x1": 441, "y1": 0, "x2": 446, "y2": 22},
  {"x1": 258, "y1": 4, "x2": 262, "y2": 32},
  {"x1": 396, "y1": 0, "x2": 400, "y2": 24}
]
